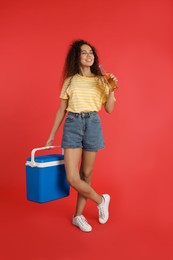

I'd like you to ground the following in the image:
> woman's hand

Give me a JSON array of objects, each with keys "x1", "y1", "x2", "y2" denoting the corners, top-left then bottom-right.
[
  {"x1": 109, "y1": 73, "x2": 118, "y2": 82},
  {"x1": 45, "y1": 137, "x2": 54, "y2": 147},
  {"x1": 105, "y1": 73, "x2": 118, "y2": 91}
]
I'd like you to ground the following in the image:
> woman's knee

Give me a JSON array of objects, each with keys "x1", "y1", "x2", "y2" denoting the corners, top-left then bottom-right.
[
  {"x1": 66, "y1": 174, "x2": 79, "y2": 188},
  {"x1": 80, "y1": 169, "x2": 92, "y2": 183}
]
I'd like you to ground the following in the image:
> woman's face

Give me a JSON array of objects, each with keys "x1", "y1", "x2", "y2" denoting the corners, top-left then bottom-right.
[{"x1": 79, "y1": 44, "x2": 94, "y2": 68}]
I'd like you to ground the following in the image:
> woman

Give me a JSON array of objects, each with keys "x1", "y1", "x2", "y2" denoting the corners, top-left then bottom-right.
[{"x1": 46, "y1": 39, "x2": 117, "y2": 232}]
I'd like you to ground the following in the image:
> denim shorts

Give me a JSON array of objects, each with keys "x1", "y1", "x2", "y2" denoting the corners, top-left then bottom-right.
[{"x1": 61, "y1": 112, "x2": 105, "y2": 151}]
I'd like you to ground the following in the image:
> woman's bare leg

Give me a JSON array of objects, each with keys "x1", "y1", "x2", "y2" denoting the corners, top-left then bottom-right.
[
  {"x1": 64, "y1": 148, "x2": 102, "y2": 207},
  {"x1": 74, "y1": 150, "x2": 97, "y2": 216}
]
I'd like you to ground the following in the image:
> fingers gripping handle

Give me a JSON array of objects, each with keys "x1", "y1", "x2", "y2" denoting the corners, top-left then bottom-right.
[{"x1": 31, "y1": 146, "x2": 63, "y2": 167}]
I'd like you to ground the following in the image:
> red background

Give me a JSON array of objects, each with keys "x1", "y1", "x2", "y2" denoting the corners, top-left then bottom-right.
[{"x1": 0, "y1": 0, "x2": 173, "y2": 259}]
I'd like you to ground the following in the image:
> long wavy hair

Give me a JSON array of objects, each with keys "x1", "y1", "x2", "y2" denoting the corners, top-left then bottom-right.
[{"x1": 62, "y1": 39, "x2": 102, "y2": 81}]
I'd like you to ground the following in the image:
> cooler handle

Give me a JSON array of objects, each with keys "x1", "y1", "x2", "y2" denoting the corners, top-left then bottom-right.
[{"x1": 31, "y1": 146, "x2": 63, "y2": 167}]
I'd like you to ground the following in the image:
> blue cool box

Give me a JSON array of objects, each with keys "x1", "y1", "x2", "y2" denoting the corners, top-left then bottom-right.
[{"x1": 26, "y1": 154, "x2": 70, "y2": 203}]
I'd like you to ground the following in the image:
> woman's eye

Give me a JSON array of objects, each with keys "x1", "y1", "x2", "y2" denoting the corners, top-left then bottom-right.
[{"x1": 81, "y1": 51, "x2": 93, "y2": 55}]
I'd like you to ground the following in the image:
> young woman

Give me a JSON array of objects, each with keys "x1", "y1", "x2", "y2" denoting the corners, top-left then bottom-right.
[{"x1": 46, "y1": 39, "x2": 117, "y2": 232}]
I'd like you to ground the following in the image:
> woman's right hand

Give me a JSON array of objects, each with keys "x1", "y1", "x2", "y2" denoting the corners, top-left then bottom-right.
[{"x1": 45, "y1": 137, "x2": 54, "y2": 147}]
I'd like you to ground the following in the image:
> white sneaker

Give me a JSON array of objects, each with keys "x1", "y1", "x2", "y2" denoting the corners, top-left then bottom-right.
[
  {"x1": 72, "y1": 215, "x2": 92, "y2": 232},
  {"x1": 97, "y1": 194, "x2": 110, "y2": 224}
]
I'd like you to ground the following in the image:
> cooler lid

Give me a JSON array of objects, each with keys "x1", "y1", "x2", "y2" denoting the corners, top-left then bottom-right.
[
  {"x1": 26, "y1": 154, "x2": 64, "y2": 168},
  {"x1": 26, "y1": 154, "x2": 64, "y2": 163}
]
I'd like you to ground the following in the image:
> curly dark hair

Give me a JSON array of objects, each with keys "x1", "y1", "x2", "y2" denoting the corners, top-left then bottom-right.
[{"x1": 62, "y1": 39, "x2": 102, "y2": 80}]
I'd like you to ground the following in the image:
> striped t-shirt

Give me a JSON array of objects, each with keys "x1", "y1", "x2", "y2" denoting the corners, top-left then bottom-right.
[{"x1": 60, "y1": 74, "x2": 109, "y2": 113}]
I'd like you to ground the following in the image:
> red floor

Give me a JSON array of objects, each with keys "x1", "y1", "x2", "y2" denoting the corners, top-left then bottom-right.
[{"x1": 1, "y1": 186, "x2": 173, "y2": 260}]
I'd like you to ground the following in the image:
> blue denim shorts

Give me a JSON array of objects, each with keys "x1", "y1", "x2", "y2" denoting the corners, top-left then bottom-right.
[{"x1": 62, "y1": 112, "x2": 105, "y2": 151}]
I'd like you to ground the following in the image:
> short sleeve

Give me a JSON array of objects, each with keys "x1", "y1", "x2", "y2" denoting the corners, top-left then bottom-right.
[{"x1": 59, "y1": 77, "x2": 71, "y2": 99}]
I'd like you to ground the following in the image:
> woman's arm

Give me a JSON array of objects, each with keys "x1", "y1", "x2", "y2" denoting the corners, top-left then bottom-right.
[
  {"x1": 45, "y1": 99, "x2": 68, "y2": 146},
  {"x1": 104, "y1": 90, "x2": 116, "y2": 114},
  {"x1": 104, "y1": 73, "x2": 117, "y2": 113}
]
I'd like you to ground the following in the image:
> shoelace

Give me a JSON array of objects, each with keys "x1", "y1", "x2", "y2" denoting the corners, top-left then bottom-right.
[{"x1": 78, "y1": 215, "x2": 89, "y2": 226}]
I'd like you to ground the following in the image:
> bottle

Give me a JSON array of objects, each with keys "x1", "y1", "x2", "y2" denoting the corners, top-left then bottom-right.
[{"x1": 99, "y1": 64, "x2": 118, "y2": 91}]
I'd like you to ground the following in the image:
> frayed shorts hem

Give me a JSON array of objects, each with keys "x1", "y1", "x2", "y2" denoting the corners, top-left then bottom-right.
[{"x1": 61, "y1": 146, "x2": 105, "y2": 151}]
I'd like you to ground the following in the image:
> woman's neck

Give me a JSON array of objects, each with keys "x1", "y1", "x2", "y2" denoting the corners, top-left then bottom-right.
[{"x1": 79, "y1": 67, "x2": 94, "y2": 77}]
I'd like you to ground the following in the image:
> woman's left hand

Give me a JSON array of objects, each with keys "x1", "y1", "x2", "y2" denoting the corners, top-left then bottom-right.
[
  {"x1": 105, "y1": 73, "x2": 118, "y2": 91},
  {"x1": 109, "y1": 73, "x2": 118, "y2": 83}
]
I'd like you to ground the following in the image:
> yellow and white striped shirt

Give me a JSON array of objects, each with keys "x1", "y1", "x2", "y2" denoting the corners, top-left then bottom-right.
[{"x1": 60, "y1": 74, "x2": 109, "y2": 113}]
